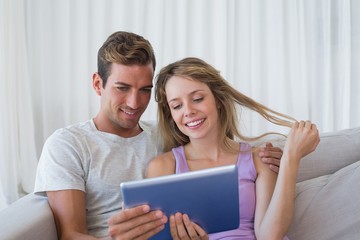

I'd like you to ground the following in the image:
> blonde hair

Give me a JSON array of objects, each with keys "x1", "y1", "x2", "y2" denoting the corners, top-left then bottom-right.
[{"x1": 155, "y1": 57, "x2": 296, "y2": 152}]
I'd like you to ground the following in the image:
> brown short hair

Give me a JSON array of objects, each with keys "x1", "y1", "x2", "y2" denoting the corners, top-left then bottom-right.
[{"x1": 97, "y1": 31, "x2": 156, "y2": 87}]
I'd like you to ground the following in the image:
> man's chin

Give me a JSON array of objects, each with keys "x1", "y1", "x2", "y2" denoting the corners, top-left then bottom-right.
[{"x1": 120, "y1": 118, "x2": 141, "y2": 129}]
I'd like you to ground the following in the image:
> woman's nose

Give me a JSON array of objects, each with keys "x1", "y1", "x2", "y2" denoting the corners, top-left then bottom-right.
[{"x1": 184, "y1": 103, "x2": 195, "y2": 117}]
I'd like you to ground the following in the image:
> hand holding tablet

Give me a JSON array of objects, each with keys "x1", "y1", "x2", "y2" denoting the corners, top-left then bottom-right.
[{"x1": 120, "y1": 165, "x2": 240, "y2": 240}]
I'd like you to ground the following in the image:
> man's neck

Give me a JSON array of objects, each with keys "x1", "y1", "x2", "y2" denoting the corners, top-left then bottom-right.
[{"x1": 92, "y1": 116, "x2": 143, "y2": 138}]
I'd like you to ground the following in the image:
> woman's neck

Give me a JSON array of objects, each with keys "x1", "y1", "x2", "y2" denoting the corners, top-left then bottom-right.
[{"x1": 184, "y1": 137, "x2": 239, "y2": 170}]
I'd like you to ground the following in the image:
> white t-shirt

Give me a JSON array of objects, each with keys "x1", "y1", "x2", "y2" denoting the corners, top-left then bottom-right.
[{"x1": 34, "y1": 119, "x2": 162, "y2": 237}]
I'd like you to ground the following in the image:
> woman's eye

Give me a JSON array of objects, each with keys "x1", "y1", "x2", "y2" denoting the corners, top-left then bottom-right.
[
  {"x1": 172, "y1": 104, "x2": 181, "y2": 110},
  {"x1": 194, "y1": 97, "x2": 203, "y2": 102}
]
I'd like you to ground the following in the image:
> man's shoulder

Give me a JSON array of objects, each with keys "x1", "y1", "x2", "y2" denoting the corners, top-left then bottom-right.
[
  {"x1": 46, "y1": 120, "x2": 94, "y2": 144},
  {"x1": 139, "y1": 120, "x2": 163, "y2": 153},
  {"x1": 54, "y1": 119, "x2": 93, "y2": 134},
  {"x1": 139, "y1": 120, "x2": 158, "y2": 133}
]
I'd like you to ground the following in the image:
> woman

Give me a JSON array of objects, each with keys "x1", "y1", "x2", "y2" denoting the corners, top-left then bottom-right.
[{"x1": 147, "y1": 57, "x2": 320, "y2": 240}]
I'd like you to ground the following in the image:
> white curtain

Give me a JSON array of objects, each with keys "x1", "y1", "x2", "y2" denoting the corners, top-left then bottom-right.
[
  {"x1": 0, "y1": 0, "x2": 38, "y2": 208},
  {"x1": 1, "y1": 0, "x2": 359, "y2": 208}
]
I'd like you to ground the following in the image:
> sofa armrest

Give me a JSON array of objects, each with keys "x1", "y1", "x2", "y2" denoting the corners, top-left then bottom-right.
[{"x1": 0, "y1": 193, "x2": 57, "y2": 240}]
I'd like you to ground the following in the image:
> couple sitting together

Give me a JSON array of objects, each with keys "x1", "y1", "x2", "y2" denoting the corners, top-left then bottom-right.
[{"x1": 35, "y1": 31, "x2": 319, "y2": 240}]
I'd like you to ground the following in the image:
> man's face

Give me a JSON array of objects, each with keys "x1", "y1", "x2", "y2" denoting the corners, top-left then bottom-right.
[{"x1": 93, "y1": 63, "x2": 154, "y2": 137}]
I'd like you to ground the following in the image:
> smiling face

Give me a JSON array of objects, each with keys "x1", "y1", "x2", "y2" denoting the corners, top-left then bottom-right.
[
  {"x1": 93, "y1": 63, "x2": 154, "y2": 137},
  {"x1": 165, "y1": 76, "x2": 219, "y2": 140}
]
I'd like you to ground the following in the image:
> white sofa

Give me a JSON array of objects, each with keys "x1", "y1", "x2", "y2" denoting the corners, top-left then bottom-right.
[{"x1": 0, "y1": 127, "x2": 359, "y2": 240}]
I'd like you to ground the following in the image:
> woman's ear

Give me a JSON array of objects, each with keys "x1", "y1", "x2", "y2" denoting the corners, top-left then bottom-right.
[{"x1": 92, "y1": 72, "x2": 103, "y2": 96}]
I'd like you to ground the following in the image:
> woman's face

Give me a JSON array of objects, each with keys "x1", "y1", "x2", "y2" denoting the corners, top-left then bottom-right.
[{"x1": 165, "y1": 76, "x2": 219, "y2": 140}]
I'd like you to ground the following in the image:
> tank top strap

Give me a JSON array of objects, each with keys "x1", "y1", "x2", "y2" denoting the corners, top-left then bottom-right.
[
  {"x1": 172, "y1": 146, "x2": 190, "y2": 173},
  {"x1": 237, "y1": 142, "x2": 257, "y2": 180},
  {"x1": 239, "y1": 142, "x2": 251, "y2": 151}
]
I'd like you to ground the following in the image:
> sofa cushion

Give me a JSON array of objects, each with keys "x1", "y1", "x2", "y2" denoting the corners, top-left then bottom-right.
[{"x1": 287, "y1": 160, "x2": 360, "y2": 240}]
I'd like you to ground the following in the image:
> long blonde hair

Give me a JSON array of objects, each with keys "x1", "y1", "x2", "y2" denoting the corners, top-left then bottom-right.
[{"x1": 155, "y1": 57, "x2": 295, "y2": 152}]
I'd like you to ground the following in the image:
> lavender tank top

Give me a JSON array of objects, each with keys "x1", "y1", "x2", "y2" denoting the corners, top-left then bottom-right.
[{"x1": 172, "y1": 143, "x2": 289, "y2": 240}]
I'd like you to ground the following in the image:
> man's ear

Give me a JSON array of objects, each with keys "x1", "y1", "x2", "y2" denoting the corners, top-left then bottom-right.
[{"x1": 92, "y1": 72, "x2": 103, "y2": 96}]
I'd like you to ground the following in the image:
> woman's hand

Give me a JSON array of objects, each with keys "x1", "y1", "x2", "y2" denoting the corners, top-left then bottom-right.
[
  {"x1": 283, "y1": 120, "x2": 320, "y2": 162},
  {"x1": 170, "y1": 213, "x2": 209, "y2": 240}
]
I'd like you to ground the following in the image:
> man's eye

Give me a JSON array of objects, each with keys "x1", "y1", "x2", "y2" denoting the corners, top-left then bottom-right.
[
  {"x1": 117, "y1": 87, "x2": 129, "y2": 91},
  {"x1": 141, "y1": 88, "x2": 152, "y2": 93}
]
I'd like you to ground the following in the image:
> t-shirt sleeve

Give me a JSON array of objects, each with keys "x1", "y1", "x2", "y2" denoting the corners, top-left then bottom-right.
[{"x1": 34, "y1": 129, "x2": 87, "y2": 195}]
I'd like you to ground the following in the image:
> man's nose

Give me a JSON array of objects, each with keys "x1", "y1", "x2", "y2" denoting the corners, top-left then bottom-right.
[{"x1": 127, "y1": 92, "x2": 140, "y2": 109}]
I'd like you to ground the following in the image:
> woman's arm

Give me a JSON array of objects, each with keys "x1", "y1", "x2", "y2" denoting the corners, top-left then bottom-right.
[{"x1": 254, "y1": 121, "x2": 320, "y2": 240}]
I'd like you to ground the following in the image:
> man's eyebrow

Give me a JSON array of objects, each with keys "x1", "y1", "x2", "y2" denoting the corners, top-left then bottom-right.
[
  {"x1": 114, "y1": 82, "x2": 153, "y2": 88},
  {"x1": 114, "y1": 81, "x2": 130, "y2": 86},
  {"x1": 114, "y1": 81, "x2": 131, "y2": 87}
]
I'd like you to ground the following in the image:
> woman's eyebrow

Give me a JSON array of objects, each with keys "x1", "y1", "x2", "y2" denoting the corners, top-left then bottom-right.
[{"x1": 167, "y1": 89, "x2": 204, "y2": 103}]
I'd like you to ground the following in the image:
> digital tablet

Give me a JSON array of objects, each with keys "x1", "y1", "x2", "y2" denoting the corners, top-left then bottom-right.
[{"x1": 120, "y1": 165, "x2": 239, "y2": 240}]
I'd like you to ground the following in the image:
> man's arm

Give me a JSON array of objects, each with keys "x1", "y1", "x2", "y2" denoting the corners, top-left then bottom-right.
[
  {"x1": 47, "y1": 190, "x2": 98, "y2": 240},
  {"x1": 259, "y1": 142, "x2": 283, "y2": 173}
]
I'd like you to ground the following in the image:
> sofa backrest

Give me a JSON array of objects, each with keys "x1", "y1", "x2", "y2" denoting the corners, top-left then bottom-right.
[{"x1": 297, "y1": 126, "x2": 360, "y2": 182}]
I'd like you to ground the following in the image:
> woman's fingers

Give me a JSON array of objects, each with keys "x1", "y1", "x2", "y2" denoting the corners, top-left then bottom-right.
[{"x1": 169, "y1": 213, "x2": 208, "y2": 240}]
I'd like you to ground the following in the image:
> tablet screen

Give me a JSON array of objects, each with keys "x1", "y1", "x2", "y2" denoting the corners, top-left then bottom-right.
[{"x1": 120, "y1": 165, "x2": 240, "y2": 240}]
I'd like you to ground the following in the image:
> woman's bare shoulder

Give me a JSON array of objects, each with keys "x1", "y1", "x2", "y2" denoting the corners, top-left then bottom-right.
[{"x1": 146, "y1": 151, "x2": 176, "y2": 178}]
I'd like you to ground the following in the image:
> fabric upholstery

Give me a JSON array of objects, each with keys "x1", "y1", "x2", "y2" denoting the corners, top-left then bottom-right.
[
  {"x1": 288, "y1": 160, "x2": 360, "y2": 239},
  {"x1": 0, "y1": 127, "x2": 359, "y2": 240}
]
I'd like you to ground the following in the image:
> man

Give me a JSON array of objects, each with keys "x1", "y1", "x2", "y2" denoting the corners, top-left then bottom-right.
[{"x1": 34, "y1": 31, "x2": 283, "y2": 239}]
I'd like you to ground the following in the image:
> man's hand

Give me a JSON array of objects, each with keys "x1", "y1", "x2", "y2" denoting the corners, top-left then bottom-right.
[
  {"x1": 258, "y1": 142, "x2": 283, "y2": 173},
  {"x1": 107, "y1": 204, "x2": 168, "y2": 240}
]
